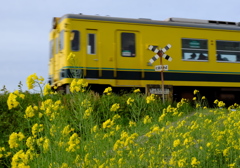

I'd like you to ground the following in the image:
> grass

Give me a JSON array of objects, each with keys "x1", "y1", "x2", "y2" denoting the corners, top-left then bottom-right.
[{"x1": 0, "y1": 76, "x2": 240, "y2": 168}]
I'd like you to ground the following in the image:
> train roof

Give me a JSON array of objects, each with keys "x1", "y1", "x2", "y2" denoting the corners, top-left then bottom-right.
[{"x1": 58, "y1": 14, "x2": 240, "y2": 31}]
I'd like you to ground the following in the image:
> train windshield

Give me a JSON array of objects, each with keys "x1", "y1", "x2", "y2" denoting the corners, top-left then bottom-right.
[
  {"x1": 49, "y1": 40, "x2": 53, "y2": 59},
  {"x1": 71, "y1": 30, "x2": 80, "y2": 51}
]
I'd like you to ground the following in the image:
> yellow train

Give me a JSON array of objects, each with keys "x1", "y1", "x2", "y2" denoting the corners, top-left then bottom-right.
[{"x1": 49, "y1": 14, "x2": 240, "y2": 103}]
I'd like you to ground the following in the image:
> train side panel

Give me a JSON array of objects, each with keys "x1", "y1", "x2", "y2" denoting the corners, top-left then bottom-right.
[{"x1": 48, "y1": 14, "x2": 240, "y2": 102}]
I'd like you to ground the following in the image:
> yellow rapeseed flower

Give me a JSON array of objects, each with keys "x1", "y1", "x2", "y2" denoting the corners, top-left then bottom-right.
[
  {"x1": 113, "y1": 139, "x2": 124, "y2": 151},
  {"x1": 102, "y1": 119, "x2": 114, "y2": 129},
  {"x1": 118, "y1": 158, "x2": 123, "y2": 165},
  {"x1": 19, "y1": 94, "x2": 25, "y2": 99},
  {"x1": 13, "y1": 90, "x2": 25, "y2": 99},
  {"x1": 214, "y1": 99, "x2": 219, "y2": 104},
  {"x1": 24, "y1": 105, "x2": 35, "y2": 118},
  {"x1": 146, "y1": 94, "x2": 155, "y2": 104},
  {"x1": 133, "y1": 88, "x2": 140, "y2": 93},
  {"x1": 129, "y1": 121, "x2": 137, "y2": 127},
  {"x1": 181, "y1": 98, "x2": 187, "y2": 103},
  {"x1": 223, "y1": 147, "x2": 230, "y2": 156},
  {"x1": 70, "y1": 79, "x2": 77, "y2": 92},
  {"x1": 158, "y1": 112, "x2": 166, "y2": 122},
  {"x1": 143, "y1": 115, "x2": 152, "y2": 124},
  {"x1": 112, "y1": 114, "x2": 121, "y2": 121},
  {"x1": 50, "y1": 125, "x2": 57, "y2": 137},
  {"x1": 40, "y1": 99, "x2": 62, "y2": 120},
  {"x1": 38, "y1": 76, "x2": 44, "y2": 83},
  {"x1": 70, "y1": 79, "x2": 88, "y2": 93},
  {"x1": 32, "y1": 123, "x2": 44, "y2": 137},
  {"x1": 16, "y1": 132, "x2": 24, "y2": 140},
  {"x1": 91, "y1": 125, "x2": 98, "y2": 133},
  {"x1": 5, "y1": 152, "x2": 11, "y2": 158},
  {"x1": 26, "y1": 73, "x2": 37, "y2": 89},
  {"x1": 173, "y1": 139, "x2": 181, "y2": 147},
  {"x1": 7, "y1": 90, "x2": 25, "y2": 110},
  {"x1": 191, "y1": 157, "x2": 200, "y2": 167},
  {"x1": 26, "y1": 73, "x2": 44, "y2": 90},
  {"x1": 7, "y1": 93, "x2": 19, "y2": 110},
  {"x1": 228, "y1": 163, "x2": 236, "y2": 168},
  {"x1": 66, "y1": 133, "x2": 80, "y2": 152},
  {"x1": 178, "y1": 159, "x2": 186, "y2": 167},
  {"x1": 145, "y1": 125, "x2": 161, "y2": 137},
  {"x1": 127, "y1": 97, "x2": 134, "y2": 105},
  {"x1": 8, "y1": 132, "x2": 25, "y2": 149},
  {"x1": 218, "y1": 101, "x2": 225, "y2": 108},
  {"x1": 193, "y1": 89, "x2": 199, "y2": 95},
  {"x1": 62, "y1": 125, "x2": 75, "y2": 136},
  {"x1": 115, "y1": 125, "x2": 121, "y2": 131},
  {"x1": 26, "y1": 136, "x2": 35, "y2": 149},
  {"x1": 124, "y1": 133, "x2": 138, "y2": 147},
  {"x1": 81, "y1": 99, "x2": 91, "y2": 108},
  {"x1": 43, "y1": 138, "x2": 50, "y2": 153},
  {"x1": 110, "y1": 103, "x2": 120, "y2": 112},
  {"x1": 11, "y1": 150, "x2": 30, "y2": 168},
  {"x1": 60, "y1": 163, "x2": 69, "y2": 168},
  {"x1": 206, "y1": 142, "x2": 211, "y2": 147},
  {"x1": 43, "y1": 83, "x2": 54, "y2": 96},
  {"x1": 196, "y1": 103, "x2": 201, "y2": 108},
  {"x1": 83, "y1": 107, "x2": 93, "y2": 119},
  {"x1": 103, "y1": 87, "x2": 112, "y2": 95},
  {"x1": 40, "y1": 99, "x2": 52, "y2": 110},
  {"x1": 0, "y1": 147, "x2": 5, "y2": 157},
  {"x1": 120, "y1": 131, "x2": 129, "y2": 140}
]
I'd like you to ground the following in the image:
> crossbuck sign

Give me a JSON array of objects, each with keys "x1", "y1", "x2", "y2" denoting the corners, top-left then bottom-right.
[{"x1": 148, "y1": 44, "x2": 172, "y2": 63}]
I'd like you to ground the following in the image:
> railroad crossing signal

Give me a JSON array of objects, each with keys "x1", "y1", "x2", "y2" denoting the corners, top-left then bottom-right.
[
  {"x1": 147, "y1": 44, "x2": 173, "y2": 103},
  {"x1": 148, "y1": 44, "x2": 172, "y2": 64}
]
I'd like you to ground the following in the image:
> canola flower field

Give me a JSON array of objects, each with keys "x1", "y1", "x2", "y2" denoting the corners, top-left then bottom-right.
[{"x1": 0, "y1": 73, "x2": 240, "y2": 168}]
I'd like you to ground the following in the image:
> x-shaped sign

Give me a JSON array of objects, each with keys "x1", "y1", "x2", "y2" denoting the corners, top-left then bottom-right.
[{"x1": 148, "y1": 44, "x2": 172, "y2": 64}]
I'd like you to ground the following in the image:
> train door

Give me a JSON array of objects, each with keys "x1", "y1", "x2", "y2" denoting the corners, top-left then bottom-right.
[
  {"x1": 49, "y1": 39, "x2": 54, "y2": 84},
  {"x1": 86, "y1": 29, "x2": 99, "y2": 79},
  {"x1": 116, "y1": 31, "x2": 141, "y2": 86},
  {"x1": 53, "y1": 35, "x2": 59, "y2": 82},
  {"x1": 53, "y1": 30, "x2": 64, "y2": 82}
]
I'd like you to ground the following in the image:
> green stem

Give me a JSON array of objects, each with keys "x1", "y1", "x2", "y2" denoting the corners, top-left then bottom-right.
[{"x1": 36, "y1": 81, "x2": 44, "y2": 100}]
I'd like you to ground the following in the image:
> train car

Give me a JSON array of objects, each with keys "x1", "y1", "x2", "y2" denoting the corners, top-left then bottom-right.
[{"x1": 49, "y1": 14, "x2": 240, "y2": 103}]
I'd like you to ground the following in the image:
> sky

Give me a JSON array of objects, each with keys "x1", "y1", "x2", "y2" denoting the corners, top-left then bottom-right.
[{"x1": 0, "y1": 0, "x2": 240, "y2": 93}]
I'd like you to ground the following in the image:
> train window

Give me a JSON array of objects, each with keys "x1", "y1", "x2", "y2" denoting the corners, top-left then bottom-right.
[
  {"x1": 216, "y1": 41, "x2": 240, "y2": 62},
  {"x1": 49, "y1": 40, "x2": 53, "y2": 59},
  {"x1": 121, "y1": 33, "x2": 136, "y2": 57},
  {"x1": 59, "y1": 30, "x2": 64, "y2": 51},
  {"x1": 71, "y1": 30, "x2": 80, "y2": 51},
  {"x1": 87, "y1": 33, "x2": 96, "y2": 54},
  {"x1": 182, "y1": 38, "x2": 208, "y2": 61},
  {"x1": 55, "y1": 37, "x2": 58, "y2": 54}
]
